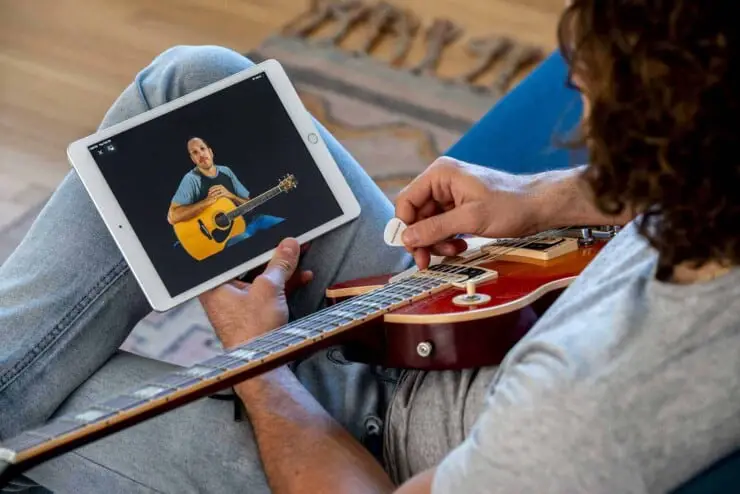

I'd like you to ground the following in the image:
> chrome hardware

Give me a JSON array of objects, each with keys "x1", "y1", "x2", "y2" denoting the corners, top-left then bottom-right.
[
  {"x1": 578, "y1": 227, "x2": 595, "y2": 246},
  {"x1": 555, "y1": 226, "x2": 622, "y2": 242},
  {"x1": 416, "y1": 341, "x2": 434, "y2": 358},
  {"x1": 589, "y1": 225, "x2": 621, "y2": 240}
]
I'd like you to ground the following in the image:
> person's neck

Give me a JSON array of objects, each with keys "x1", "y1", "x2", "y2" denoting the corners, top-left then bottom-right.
[
  {"x1": 671, "y1": 259, "x2": 732, "y2": 284},
  {"x1": 198, "y1": 166, "x2": 217, "y2": 177}
]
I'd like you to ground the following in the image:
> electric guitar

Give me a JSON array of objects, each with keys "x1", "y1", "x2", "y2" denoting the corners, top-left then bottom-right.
[
  {"x1": 173, "y1": 174, "x2": 298, "y2": 261},
  {"x1": 0, "y1": 226, "x2": 617, "y2": 484}
]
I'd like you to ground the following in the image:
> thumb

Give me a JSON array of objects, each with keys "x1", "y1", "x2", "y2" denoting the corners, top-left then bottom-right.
[
  {"x1": 402, "y1": 206, "x2": 477, "y2": 248},
  {"x1": 258, "y1": 238, "x2": 300, "y2": 292}
]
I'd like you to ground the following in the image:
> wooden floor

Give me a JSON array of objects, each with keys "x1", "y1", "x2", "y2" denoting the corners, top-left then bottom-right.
[{"x1": 0, "y1": 0, "x2": 563, "y2": 230}]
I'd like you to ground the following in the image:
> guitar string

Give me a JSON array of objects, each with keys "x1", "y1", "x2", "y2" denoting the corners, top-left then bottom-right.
[
  {"x1": 464, "y1": 226, "x2": 576, "y2": 264},
  {"x1": 226, "y1": 185, "x2": 285, "y2": 220},
  {"x1": 226, "y1": 175, "x2": 295, "y2": 220},
  {"x1": 33, "y1": 228, "x2": 584, "y2": 440},
  {"x1": 196, "y1": 226, "x2": 579, "y2": 369},
  {"x1": 444, "y1": 227, "x2": 573, "y2": 268},
  {"x1": 178, "y1": 274, "x2": 451, "y2": 374},
  {"x1": 111, "y1": 227, "x2": 580, "y2": 402},
  {"x1": 191, "y1": 227, "x2": 579, "y2": 368},
  {"x1": 21, "y1": 277, "x2": 434, "y2": 445}
]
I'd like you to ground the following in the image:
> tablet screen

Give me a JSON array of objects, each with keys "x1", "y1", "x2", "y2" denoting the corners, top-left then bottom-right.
[{"x1": 88, "y1": 72, "x2": 343, "y2": 297}]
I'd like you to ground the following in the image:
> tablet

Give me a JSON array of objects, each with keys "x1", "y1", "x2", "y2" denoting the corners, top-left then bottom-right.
[{"x1": 67, "y1": 60, "x2": 361, "y2": 312}]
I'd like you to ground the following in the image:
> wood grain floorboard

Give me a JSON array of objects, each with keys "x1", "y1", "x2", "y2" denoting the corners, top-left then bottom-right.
[{"x1": 0, "y1": 0, "x2": 564, "y2": 236}]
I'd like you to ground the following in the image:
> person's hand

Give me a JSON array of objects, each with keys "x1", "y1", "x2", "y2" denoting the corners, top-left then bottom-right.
[
  {"x1": 199, "y1": 238, "x2": 313, "y2": 349},
  {"x1": 395, "y1": 157, "x2": 545, "y2": 269},
  {"x1": 203, "y1": 195, "x2": 219, "y2": 206},
  {"x1": 208, "y1": 185, "x2": 232, "y2": 200}
]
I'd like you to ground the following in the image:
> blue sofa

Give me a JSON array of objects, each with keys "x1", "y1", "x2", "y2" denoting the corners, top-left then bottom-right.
[{"x1": 446, "y1": 51, "x2": 740, "y2": 494}]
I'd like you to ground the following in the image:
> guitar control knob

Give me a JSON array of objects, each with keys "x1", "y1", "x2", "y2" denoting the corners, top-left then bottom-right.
[
  {"x1": 416, "y1": 341, "x2": 434, "y2": 358},
  {"x1": 579, "y1": 227, "x2": 595, "y2": 246},
  {"x1": 452, "y1": 281, "x2": 491, "y2": 307}
]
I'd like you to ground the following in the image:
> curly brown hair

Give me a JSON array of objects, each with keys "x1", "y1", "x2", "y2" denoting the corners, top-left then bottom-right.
[{"x1": 557, "y1": 0, "x2": 740, "y2": 275}]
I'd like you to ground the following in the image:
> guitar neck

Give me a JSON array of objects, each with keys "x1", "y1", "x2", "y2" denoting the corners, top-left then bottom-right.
[
  {"x1": 227, "y1": 185, "x2": 284, "y2": 220},
  {"x1": 0, "y1": 264, "x2": 487, "y2": 481}
]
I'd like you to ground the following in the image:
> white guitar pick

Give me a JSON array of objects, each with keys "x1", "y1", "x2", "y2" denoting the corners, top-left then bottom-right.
[{"x1": 384, "y1": 217, "x2": 408, "y2": 247}]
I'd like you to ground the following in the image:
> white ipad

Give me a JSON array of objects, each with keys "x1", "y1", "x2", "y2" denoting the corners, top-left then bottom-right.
[{"x1": 67, "y1": 60, "x2": 361, "y2": 312}]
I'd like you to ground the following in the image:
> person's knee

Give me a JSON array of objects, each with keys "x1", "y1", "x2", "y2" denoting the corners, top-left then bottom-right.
[
  {"x1": 152, "y1": 45, "x2": 256, "y2": 75},
  {"x1": 138, "y1": 45, "x2": 256, "y2": 108}
]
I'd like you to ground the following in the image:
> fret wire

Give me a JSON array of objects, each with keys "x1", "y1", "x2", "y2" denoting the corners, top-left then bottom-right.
[
  {"x1": 238, "y1": 287, "x2": 406, "y2": 360},
  {"x1": 214, "y1": 264, "x2": 463, "y2": 369},
  {"x1": 203, "y1": 270, "x2": 456, "y2": 371},
  {"x1": 350, "y1": 300, "x2": 384, "y2": 310},
  {"x1": 216, "y1": 302, "x2": 360, "y2": 366},
  {"x1": 378, "y1": 292, "x2": 405, "y2": 301},
  {"x1": 415, "y1": 281, "x2": 436, "y2": 289},
  {"x1": 327, "y1": 309, "x2": 362, "y2": 319},
  {"x1": 328, "y1": 310, "x2": 364, "y2": 320},
  {"x1": 6, "y1": 298, "x2": 377, "y2": 453},
  {"x1": 2, "y1": 271, "x2": 464, "y2": 455},
  {"x1": 338, "y1": 303, "x2": 374, "y2": 315},
  {"x1": 389, "y1": 284, "x2": 421, "y2": 292}
]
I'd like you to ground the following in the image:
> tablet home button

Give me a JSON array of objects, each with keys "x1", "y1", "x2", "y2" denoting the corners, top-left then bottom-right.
[{"x1": 307, "y1": 133, "x2": 319, "y2": 144}]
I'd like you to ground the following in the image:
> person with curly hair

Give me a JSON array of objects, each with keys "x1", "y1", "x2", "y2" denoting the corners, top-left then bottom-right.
[{"x1": 2, "y1": 1, "x2": 739, "y2": 493}]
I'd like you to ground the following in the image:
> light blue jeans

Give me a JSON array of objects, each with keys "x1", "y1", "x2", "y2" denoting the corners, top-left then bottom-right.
[{"x1": 0, "y1": 46, "x2": 411, "y2": 493}]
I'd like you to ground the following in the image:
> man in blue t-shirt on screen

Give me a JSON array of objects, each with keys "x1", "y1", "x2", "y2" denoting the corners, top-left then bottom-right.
[{"x1": 167, "y1": 136, "x2": 284, "y2": 248}]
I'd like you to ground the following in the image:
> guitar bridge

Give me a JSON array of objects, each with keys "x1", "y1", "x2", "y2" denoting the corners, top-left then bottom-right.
[{"x1": 197, "y1": 219, "x2": 213, "y2": 240}]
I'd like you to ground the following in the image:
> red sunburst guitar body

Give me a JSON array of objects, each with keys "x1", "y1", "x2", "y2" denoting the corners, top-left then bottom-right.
[{"x1": 326, "y1": 232, "x2": 610, "y2": 370}]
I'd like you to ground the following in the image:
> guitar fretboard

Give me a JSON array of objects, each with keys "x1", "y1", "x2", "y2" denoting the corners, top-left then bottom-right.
[
  {"x1": 0, "y1": 264, "x2": 486, "y2": 467},
  {"x1": 227, "y1": 185, "x2": 284, "y2": 221}
]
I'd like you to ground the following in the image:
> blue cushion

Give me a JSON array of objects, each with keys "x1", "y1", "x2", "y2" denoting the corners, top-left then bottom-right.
[
  {"x1": 445, "y1": 50, "x2": 740, "y2": 493},
  {"x1": 446, "y1": 51, "x2": 585, "y2": 173}
]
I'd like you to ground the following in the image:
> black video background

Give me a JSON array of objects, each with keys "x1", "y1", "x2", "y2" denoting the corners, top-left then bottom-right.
[{"x1": 91, "y1": 74, "x2": 342, "y2": 297}]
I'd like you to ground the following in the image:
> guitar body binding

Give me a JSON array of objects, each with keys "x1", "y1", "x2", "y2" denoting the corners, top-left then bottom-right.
[{"x1": 326, "y1": 236, "x2": 607, "y2": 370}]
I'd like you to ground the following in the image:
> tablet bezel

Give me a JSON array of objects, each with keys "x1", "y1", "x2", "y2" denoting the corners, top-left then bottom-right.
[{"x1": 67, "y1": 60, "x2": 361, "y2": 312}]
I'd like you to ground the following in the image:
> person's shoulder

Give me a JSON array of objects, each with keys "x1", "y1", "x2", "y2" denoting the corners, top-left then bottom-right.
[
  {"x1": 181, "y1": 168, "x2": 202, "y2": 182},
  {"x1": 216, "y1": 165, "x2": 234, "y2": 175}
]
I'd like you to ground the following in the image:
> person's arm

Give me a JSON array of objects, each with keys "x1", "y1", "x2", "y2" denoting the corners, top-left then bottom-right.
[
  {"x1": 200, "y1": 239, "x2": 431, "y2": 494},
  {"x1": 234, "y1": 368, "x2": 397, "y2": 494},
  {"x1": 529, "y1": 165, "x2": 635, "y2": 230},
  {"x1": 167, "y1": 173, "x2": 215, "y2": 225},
  {"x1": 167, "y1": 197, "x2": 215, "y2": 225},
  {"x1": 395, "y1": 157, "x2": 636, "y2": 269}
]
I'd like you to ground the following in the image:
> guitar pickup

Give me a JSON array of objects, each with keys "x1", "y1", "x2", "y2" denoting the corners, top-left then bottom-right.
[{"x1": 450, "y1": 268, "x2": 498, "y2": 289}]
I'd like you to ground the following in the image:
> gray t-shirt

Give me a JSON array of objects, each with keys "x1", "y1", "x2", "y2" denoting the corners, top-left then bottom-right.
[{"x1": 384, "y1": 222, "x2": 740, "y2": 493}]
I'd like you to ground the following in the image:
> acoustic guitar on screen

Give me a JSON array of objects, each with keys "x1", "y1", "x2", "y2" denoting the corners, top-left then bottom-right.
[{"x1": 173, "y1": 174, "x2": 298, "y2": 261}]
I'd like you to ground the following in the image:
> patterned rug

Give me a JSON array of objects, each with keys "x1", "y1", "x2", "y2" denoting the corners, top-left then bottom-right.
[{"x1": 1, "y1": 2, "x2": 543, "y2": 367}]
